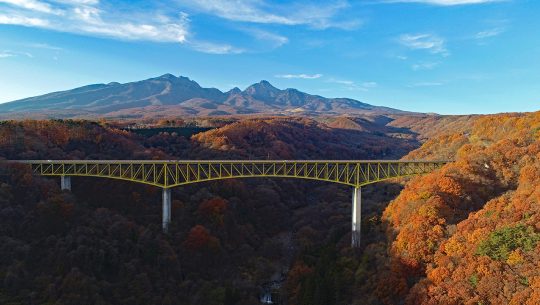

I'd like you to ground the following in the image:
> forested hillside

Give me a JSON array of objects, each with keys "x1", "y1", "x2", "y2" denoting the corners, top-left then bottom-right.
[
  {"x1": 356, "y1": 111, "x2": 540, "y2": 304},
  {"x1": 0, "y1": 112, "x2": 538, "y2": 304}
]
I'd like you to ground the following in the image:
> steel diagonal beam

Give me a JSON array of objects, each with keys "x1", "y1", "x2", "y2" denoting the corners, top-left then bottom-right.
[
  {"x1": 264, "y1": 163, "x2": 273, "y2": 175},
  {"x1": 347, "y1": 165, "x2": 355, "y2": 184},
  {"x1": 306, "y1": 163, "x2": 315, "y2": 177},
  {"x1": 134, "y1": 164, "x2": 143, "y2": 181},
  {"x1": 276, "y1": 163, "x2": 284, "y2": 175},
  {"x1": 186, "y1": 164, "x2": 195, "y2": 181},
  {"x1": 370, "y1": 165, "x2": 377, "y2": 182},
  {"x1": 253, "y1": 163, "x2": 262, "y2": 175},
  {"x1": 154, "y1": 164, "x2": 164, "y2": 184},
  {"x1": 231, "y1": 163, "x2": 239, "y2": 177},
  {"x1": 337, "y1": 164, "x2": 346, "y2": 182},
  {"x1": 221, "y1": 164, "x2": 231, "y2": 176},
  {"x1": 88, "y1": 164, "x2": 96, "y2": 175},
  {"x1": 390, "y1": 163, "x2": 398, "y2": 176},
  {"x1": 243, "y1": 163, "x2": 252, "y2": 176},
  {"x1": 297, "y1": 163, "x2": 303, "y2": 177},
  {"x1": 359, "y1": 164, "x2": 367, "y2": 183},
  {"x1": 180, "y1": 164, "x2": 187, "y2": 182},
  {"x1": 285, "y1": 164, "x2": 293, "y2": 175}
]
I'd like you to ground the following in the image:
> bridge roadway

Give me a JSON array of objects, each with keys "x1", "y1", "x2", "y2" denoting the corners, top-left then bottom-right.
[{"x1": 5, "y1": 159, "x2": 450, "y2": 247}]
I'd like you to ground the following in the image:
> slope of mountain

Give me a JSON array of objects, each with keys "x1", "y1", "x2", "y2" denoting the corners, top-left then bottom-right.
[
  {"x1": 356, "y1": 111, "x2": 540, "y2": 304},
  {"x1": 0, "y1": 74, "x2": 409, "y2": 118}
]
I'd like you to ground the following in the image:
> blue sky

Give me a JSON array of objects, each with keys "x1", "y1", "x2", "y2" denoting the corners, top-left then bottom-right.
[{"x1": 0, "y1": 0, "x2": 539, "y2": 114}]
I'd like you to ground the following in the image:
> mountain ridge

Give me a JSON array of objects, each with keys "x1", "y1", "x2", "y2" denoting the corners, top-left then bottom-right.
[{"x1": 0, "y1": 74, "x2": 412, "y2": 118}]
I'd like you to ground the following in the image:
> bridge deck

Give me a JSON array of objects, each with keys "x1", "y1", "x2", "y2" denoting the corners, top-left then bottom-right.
[
  {"x1": 10, "y1": 159, "x2": 448, "y2": 164},
  {"x1": 3, "y1": 159, "x2": 450, "y2": 188}
]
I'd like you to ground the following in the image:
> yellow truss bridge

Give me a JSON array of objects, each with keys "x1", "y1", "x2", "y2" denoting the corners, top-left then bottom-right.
[{"x1": 8, "y1": 160, "x2": 450, "y2": 247}]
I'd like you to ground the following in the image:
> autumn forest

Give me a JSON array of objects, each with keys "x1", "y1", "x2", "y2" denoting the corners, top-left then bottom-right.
[{"x1": 0, "y1": 112, "x2": 539, "y2": 305}]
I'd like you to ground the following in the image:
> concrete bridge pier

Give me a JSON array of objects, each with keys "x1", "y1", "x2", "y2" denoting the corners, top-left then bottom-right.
[
  {"x1": 61, "y1": 175, "x2": 71, "y2": 191},
  {"x1": 162, "y1": 188, "x2": 171, "y2": 233},
  {"x1": 352, "y1": 187, "x2": 361, "y2": 248}
]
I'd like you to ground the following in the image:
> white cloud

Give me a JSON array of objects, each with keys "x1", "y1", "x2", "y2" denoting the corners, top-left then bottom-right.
[
  {"x1": 408, "y1": 82, "x2": 443, "y2": 87},
  {"x1": 383, "y1": 0, "x2": 503, "y2": 5},
  {"x1": 361, "y1": 82, "x2": 378, "y2": 88},
  {"x1": 0, "y1": 0, "x2": 60, "y2": 14},
  {"x1": 399, "y1": 33, "x2": 449, "y2": 55},
  {"x1": 80, "y1": 20, "x2": 189, "y2": 43},
  {"x1": 412, "y1": 61, "x2": 440, "y2": 70},
  {"x1": 328, "y1": 78, "x2": 377, "y2": 91},
  {"x1": 178, "y1": 0, "x2": 362, "y2": 30},
  {"x1": 0, "y1": 50, "x2": 33, "y2": 58},
  {"x1": 0, "y1": 52, "x2": 16, "y2": 58},
  {"x1": 0, "y1": 14, "x2": 49, "y2": 26},
  {"x1": 0, "y1": 1, "x2": 264, "y2": 54},
  {"x1": 51, "y1": 0, "x2": 100, "y2": 5},
  {"x1": 0, "y1": 1, "x2": 189, "y2": 43},
  {"x1": 331, "y1": 79, "x2": 354, "y2": 85},
  {"x1": 248, "y1": 29, "x2": 288, "y2": 48},
  {"x1": 0, "y1": 0, "x2": 356, "y2": 54},
  {"x1": 275, "y1": 73, "x2": 323, "y2": 79},
  {"x1": 475, "y1": 27, "x2": 504, "y2": 39},
  {"x1": 27, "y1": 42, "x2": 63, "y2": 50},
  {"x1": 187, "y1": 40, "x2": 245, "y2": 54}
]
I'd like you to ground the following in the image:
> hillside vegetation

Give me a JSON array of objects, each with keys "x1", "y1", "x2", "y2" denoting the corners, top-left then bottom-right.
[
  {"x1": 360, "y1": 111, "x2": 540, "y2": 304},
  {"x1": 0, "y1": 112, "x2": 538, "y2": 304}
]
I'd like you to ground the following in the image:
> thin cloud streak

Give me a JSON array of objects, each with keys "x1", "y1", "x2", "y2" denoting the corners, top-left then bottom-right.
[
  {"x1": 0, "y1": 13, "x2": 50, "y2": 26},
  {"x1": 412, "y1": 62, "x2": 440, "y2": 70},
  {"x1": 475, "y1": 27, "x2": 505, "y2": 39},
  {"x1": 399, "y1": 33, "x2": 449, "y2": 56},
  {"x1": 248, "y1": 29, "x2": 289, "y2": 48},
  {"x1": 0, "y1": 0, "x2": 60, "y2": 14},
  {"x1": 275, "y1": 73, "x2": 323, "y2": 79},
  {"x1": 0, "y1": 52, "x2": 16, "y2": 58},
  {"x1": 187, "y1": 40, "x2": 245, "y2": 54},
  {"x1": 177, "y1": 0, "x2": 362, "y2": 30},
  {"x1": 382, "y1": 0, "x2": 503, "y2": 5},
  {"x1": 327, "y1": 78, "x2": 378, "y2": 91},
  {"x1": 0, "y1": 50, "x2": 33, "y2": 58},
  {"x1": 408, "y1": 82, "x2": 443, "y2": 87},
  {"x1": 26, "y1": 42, "x2": 63, "y2": 50}
]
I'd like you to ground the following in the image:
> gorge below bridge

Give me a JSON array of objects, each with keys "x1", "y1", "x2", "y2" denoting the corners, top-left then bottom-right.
[{"x1": 6, "y1": 160, "x2": 450, "y2": 247}]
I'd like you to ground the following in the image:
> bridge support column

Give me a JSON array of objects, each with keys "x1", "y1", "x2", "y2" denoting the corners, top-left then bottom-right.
[
  {"x1": 352, "y1": 187, "x2": 361, "y2": 248},
  {"x1": 162, "y1": 188, "x2": 171, "y2": 233},
  {"x1": 61, "y1": 176, "x2": 71, "y2": 191}
]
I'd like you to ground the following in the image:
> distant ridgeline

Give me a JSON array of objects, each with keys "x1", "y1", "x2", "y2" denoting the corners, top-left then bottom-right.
[
  {"x1": 123, "y1": 126, "x2": 215, "y2": 137},
  {"x1": 0, "y1": 74, "x2": 409, "y2": 118}
]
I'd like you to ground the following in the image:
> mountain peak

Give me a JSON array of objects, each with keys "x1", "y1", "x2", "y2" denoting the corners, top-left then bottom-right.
[
  {"x1": 153, "y1": 74, "x2": 203, "y2": 90},
  {"x1": 243, "y1": 80, "x2": 280, "y2": 101},
  {"x1": 256, "y1": 80, "x2": 277, "y2": 89},
  {"x1": 158, "y1": 73, "x2": 177, "y2": 80},
  {"x1": 227, "y1": 87, "x2": 242, "y2": 95}
]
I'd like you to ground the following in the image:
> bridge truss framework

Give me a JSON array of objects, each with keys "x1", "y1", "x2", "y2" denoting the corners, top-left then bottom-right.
[{"x1": 11, "y1": 160, "x2": 449, "y2": 247}]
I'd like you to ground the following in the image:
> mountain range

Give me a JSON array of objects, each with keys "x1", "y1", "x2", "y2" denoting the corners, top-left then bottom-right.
[{"x1": 0, "y1": 74, "x2": 409, "y2": 118}]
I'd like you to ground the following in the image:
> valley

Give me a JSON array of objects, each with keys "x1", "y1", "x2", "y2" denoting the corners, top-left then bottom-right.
[{"x1": 0, "y1": 111, "x2": 538, "y2": 304}]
